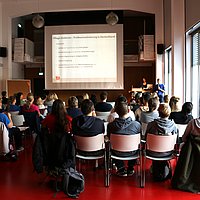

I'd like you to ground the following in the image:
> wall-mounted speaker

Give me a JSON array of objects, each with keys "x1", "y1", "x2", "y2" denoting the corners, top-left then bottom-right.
[
  {"x1": 157, "y1": 44, "x2": 165, "y2": 54},
  {"x1": 0, "y1": 47, "x2": 7, "y2": 57}
]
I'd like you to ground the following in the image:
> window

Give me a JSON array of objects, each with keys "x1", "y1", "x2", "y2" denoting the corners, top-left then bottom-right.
[
  {"x1": 164, "y1": 47, "x2": 172, "y2": 97},
  {"x1": 191, "y1": 31, "x2": 200, "y2": 117}
]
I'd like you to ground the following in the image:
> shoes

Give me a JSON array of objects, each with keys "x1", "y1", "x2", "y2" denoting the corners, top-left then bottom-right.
[
  {"x1": 116, "y1": 168, "x2": 127, "y2": 177},
  {"x1": 16, "y1": 147, "x2": 24, "y2": 152},
  {"x1": 127, "y1": 169, "x2": 135, "y2": 176}
]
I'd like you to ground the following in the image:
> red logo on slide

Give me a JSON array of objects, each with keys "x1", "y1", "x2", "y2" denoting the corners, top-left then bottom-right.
[{"x1": 56, "y1": 76, "x2": 60, "y2": 80}]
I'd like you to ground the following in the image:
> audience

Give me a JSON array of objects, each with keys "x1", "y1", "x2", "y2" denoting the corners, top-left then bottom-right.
[
  {"x1": 15, "y1": 92, "x2": 24, "y2": 106},
  {"x1": 164, "y1": 94, "x2": 170, "y2": 104},
  {"x1": 171, "y1": 117, "x2": 200, "y2": 193},
  {"x1": 42, "y1": 99, "x2": 72, "y2": 133},
  {"x1": 95, "y1": 91, "x2": 112, "y2": 112},
  {"x1": 0, "y1": 98, "x2": 23, "y2": 151},
  {"x1": 169, "y1": 96, "x2": 181, "y2": 112},
  {"x1": 135, "y1": 92, "x2": 151, "y2": 122},
  {"x1": 169, "y1": 102, "x2": 193, "y2": 124},
  {"x1": 182, "y1": 117, "x2": 200, "y2": 143},
  {"x1": 140, "y1": 97, "x2": 159, "y2": 124},
  {"x1": 1, "y1": 91, "x2": 8, "y2": 109},
  {"x1": 36, "y1": 96, "x2": 47, "y2": 117},
  {"x1": 66, "y1": 96, "x2": 83, "y2": 118},
  {"x1": 107, "y1": 95, "x2": 135, "y2": 123},
  {"x1": 146, "y1": 103, "x2": 178, "y2": 136},
  {"x1": 21, "y1": 93, "x2": 40, "y2": 116},
  {"x1": 44, "y1": 92, "x2": 58, "y2": 113},
  {"x1": 107, "y1": 101, "x2": 141, "y2": 176},
  {"x1": 72, "y1": 99, "x2": 104, "y2": 137},
  {"x1": 7, "y1": 96, "x2": 21, "y2": 112}
]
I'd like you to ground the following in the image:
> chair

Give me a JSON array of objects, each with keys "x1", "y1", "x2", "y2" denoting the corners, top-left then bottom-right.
[
  {"x1": 23, "y1": 111, "x2": 41, "y2": 134},
  {"x1": 141, "y1": 133, "x2": 177, "y2": 187},
  {"x1": 95, "y1": 111, "x2": 110, "y2": 122},
  {"x1": 73, "y1": 134, "x2": 108, "y2": 186},
  {"x1": 11, "y1": 114, "x2": 25, "y2": 127},
  {"x1": 141, "y1": 122, "x2": 148, "y2": 138},
  {"x1": 10, "y1": 111, "x2": 20, "y2": 116},
  {"x1": 176, "y1": 124, "x2": 187, "y2": 138},
  {"x1": 107, "y1": 134, "x2": 142, "y2": 187},
  {"x1": 0, "y1": 122, "x2": 9, "y2": 155}
]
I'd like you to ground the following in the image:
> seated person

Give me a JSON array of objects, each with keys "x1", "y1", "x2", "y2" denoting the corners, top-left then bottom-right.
[
  {"x1": 135, "y1": 92, "x2": 151, "y2": 122},
  {"x1": 7, "y1": 96, "x2": 21, "y2": 112},
  {"x1": 95, "y1": 91, "x2": 112, "y2": 112},
  {"x1": 36, "y1": 96, "x2": 47, "y2": 117},
  {"x1": 145, "y1": 103, "x2": 178, "y2": 181},
  {"x1": 146, "y1": 103, "x2": 178, "y2": 137},
  {"x1": 72, "y1": 99, "x2": 104, "y2": 155},
  {"x1": 0, "y1": 108, "x2": 23, "y2": 151},
  {"x1": 21, "y1": 93, "x2": 40, "y2": 116},
  {"x1": 169, "y1": 96, "x2": 181, "y2": 112},
  {"x1": 107, "y1": 102, "x2": 141, "y2": 177},
  {"x1": 182, "y1": 117, "x2": 200, "y2": 143},
  {"x1": 107, "y1": 95, "x2": 135, "y2": 123},
  {"x1": 171, "y1": 117, "x2": 200, "y2": 193},
  {"x1": 42, "y1": 99, "x2": 72, "y2": 133},
  {"x1": 140, "y1": 97, "x2": 159, "y2": 124},
  {"x1": 66, "y1": 96, "x2": 83, "y2": 119},
  {"x1": 169, "y1": 102, "x2": 193, "y2": 124},
  {"x1": 40, "y1": 99, "x2": 75, "y2": 172},
  {"x1": 146, "y1": 103, "x2": 178, "y2": 158},
  {"x1": 1, "y1": 91, "x2": 8, "y2": 110}
]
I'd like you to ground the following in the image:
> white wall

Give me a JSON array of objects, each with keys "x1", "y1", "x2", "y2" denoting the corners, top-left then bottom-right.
[
  {"x1": 171, "y1": 0, "x2": 185, "y2": 103},
  {"x1": 0, "y1": 0, "x2": 164, "y2": 91}
]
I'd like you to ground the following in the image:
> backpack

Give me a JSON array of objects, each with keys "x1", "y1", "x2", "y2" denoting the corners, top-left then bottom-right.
[
  {"x1": 62, "y1": 167, "x2": 84, "y2": 198},
  {"x1": 152, "y1": 160, "x2": 172, "y2": 181}
]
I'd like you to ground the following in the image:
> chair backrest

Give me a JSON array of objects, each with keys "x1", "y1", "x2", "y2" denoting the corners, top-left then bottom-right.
[
  {"x1": 10, "y1": 111, "x2": 20, "y2": 116},
  {"x1": 107, "y1": 102, "x2": 115, "y2": 108},
  {"x1": 95, "y1": 111, "x2": 110, "y2": 122},
  {"x1": 141, "y1": 122, "x2": 148, "y2": 136},
  {"x1": 11, "y1": 114, "x2": 25, "y2": 126},
  {"x1": 96, "y1": 111, "x2": 110, "y2": 116},
  {"x1": 74, "y1": 134, "x2": 105, "y2": 152},
  {"x1": 176, "y1": 124, "x2": 187, "y2": 137},
  {"x1": 146, "y1": 134, "x2": 177, "y2": 152},
  {"x1": 0, "y1": 122, "x2": 9, "y2": 155},
  {"x1": 110, "y1": 134, "x2": 141, "y2": 152},
  {"x1": 23, "y1": 111, "x2": 41, "y2": 134}
]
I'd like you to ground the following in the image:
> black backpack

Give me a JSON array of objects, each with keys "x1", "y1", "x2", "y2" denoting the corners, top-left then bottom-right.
[
  {"x1": 62, "y1": 167, "x2": 84, "y2": 198},
  {"x1": 152, "y1": 160, "x2": 172, "y2": 181}
]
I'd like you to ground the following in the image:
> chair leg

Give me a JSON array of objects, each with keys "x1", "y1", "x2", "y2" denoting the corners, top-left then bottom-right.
[
  {"x1": 140, "y1": 152, "x2": 145, "y2": 188},
  {"x1": 105, "y1": 149, "x2": 110, "y2": 187}
]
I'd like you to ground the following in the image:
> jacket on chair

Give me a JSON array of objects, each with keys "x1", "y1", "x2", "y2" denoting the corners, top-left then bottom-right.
[{"x1": 171, "y1": 135, "x2": 200, "y2": 193}]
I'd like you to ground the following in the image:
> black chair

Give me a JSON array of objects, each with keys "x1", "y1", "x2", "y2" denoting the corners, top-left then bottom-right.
[{"x1": 23, "y1": 111, "x2": 41, "y2": 134}]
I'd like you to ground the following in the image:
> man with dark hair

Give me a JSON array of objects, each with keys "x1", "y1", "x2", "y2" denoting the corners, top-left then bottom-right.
[
  {"x1": 169, "y1": 102, "x2": 193, "y2": 124},
  {"x1": 1, "y1": 91, "x2": 8, "y2": 108},
  {"x1": 107, "y1": 102, "x2": 141, "y2": 176},
  {"x1": 95, "y1": 91, "x2": 112, "y2": 112},
  {"x1": 72, "y1": 99, "x2": 104, "y2": 137},
  {"x1": 154, "y1": 78, "x2": 165, "y2": 103}
]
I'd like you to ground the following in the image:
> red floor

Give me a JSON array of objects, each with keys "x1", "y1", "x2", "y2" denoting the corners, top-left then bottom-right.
[{"x1": 0, "y1": 138, "x2": 199, "y2": 200}]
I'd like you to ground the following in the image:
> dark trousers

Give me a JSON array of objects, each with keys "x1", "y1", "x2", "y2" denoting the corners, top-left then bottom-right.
[
  {"x1": 112, "y1": 150, "x2": 137, "y2": 170},
  {"x1": 9, "y1": 127, "x2": 22, "y2": 149}
]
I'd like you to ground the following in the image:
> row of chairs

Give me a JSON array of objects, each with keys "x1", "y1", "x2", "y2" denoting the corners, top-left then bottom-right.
[{"x1": 74, "y1": 133, "x2": 178, "y2": 188}]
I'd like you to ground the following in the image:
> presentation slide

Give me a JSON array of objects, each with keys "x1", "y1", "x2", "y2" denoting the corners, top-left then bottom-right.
[
  {"x1": 52, "y1": 33, "x2": 117, "y2": 83},
  {"x1": 45, "y1": 24, "x2": 123, "y2": 90}
]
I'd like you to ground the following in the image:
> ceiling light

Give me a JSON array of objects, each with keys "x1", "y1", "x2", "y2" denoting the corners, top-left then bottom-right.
[
  {"x1": 106, "y1": 11, "x2": 119, "y2": 25},
  {"x1": 32, "y1": 14, "x2": 45, "y2": 29},
  {"x1": 32, "y1": 0, "x2": 45, "y2": 29}
]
